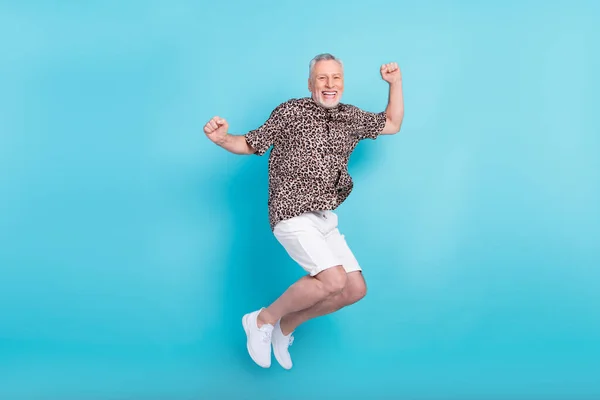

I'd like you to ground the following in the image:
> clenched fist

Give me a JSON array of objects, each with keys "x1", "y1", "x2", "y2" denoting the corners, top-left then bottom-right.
[
  {"x1": 380, "y1": 62, "x2": 402, "y2": 84},
  {"x1": 204, "y1": 116, "x2": 229, "y2": 145}
]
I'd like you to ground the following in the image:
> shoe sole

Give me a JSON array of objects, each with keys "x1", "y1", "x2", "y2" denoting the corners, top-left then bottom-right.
[{"x1": 242, "y1": 314, "x2": 270, "y2": 368}]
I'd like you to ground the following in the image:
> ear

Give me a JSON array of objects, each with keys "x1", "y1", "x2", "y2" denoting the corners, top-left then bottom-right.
[{"x1": 308, "y1": 77, "x2": 313, "y2": 92}]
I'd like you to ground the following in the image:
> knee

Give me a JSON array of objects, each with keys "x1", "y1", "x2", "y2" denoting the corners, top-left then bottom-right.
[
  {"x1": 345, "y1": 280, "x2": 367, "y2": 304},
  {"x1": 319, "y1": 266, "x2": 347, "y2": 296}
]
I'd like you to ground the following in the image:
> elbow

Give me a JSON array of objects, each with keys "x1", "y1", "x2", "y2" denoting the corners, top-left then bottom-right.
[
  {"x1": 385, "y1": 118, "x2": 403, "y2": 135},
  {"x1": 392, "y1": 114, "x2": 404, "y2": 134},
  {"x1": 383, "y1": 106, "x2": 404, "y2": 134}
]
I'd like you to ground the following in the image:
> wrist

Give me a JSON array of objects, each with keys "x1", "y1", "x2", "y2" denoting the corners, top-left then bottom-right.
[{"x1": 216, "y1": 133, "x2": 230, "y2": 147}]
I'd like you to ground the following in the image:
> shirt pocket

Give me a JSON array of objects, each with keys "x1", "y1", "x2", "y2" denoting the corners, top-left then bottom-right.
[{"x1": 328, "y1": 123, "x2": 356, "y2": 156}]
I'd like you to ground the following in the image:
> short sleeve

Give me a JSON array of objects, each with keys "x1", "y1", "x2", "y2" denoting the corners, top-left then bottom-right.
[
  {"x1": 353, "y1": 107, "x2": 387, "y2": 141},
  {"x1": 244, "y1": 103, "x2": 287, "y2": 156}
]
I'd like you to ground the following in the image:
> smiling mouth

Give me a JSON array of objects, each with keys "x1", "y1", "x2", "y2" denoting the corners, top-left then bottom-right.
[{"x1": 322, "y1": 91, "x2": 337, "y2": 100}]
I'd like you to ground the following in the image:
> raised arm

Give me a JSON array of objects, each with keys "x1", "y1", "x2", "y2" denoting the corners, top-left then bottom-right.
[
  {"x1": 379, "y1": 62, "x2": 404, "y2": 135},
  {"x1": 203, "y1": 116, "x2": 255, "y2": 155}
]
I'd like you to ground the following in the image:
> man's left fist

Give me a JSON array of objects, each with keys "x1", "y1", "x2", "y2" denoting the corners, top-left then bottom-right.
[{"x1": 380, "y1": 62, "x2": 402, "y2": 84}]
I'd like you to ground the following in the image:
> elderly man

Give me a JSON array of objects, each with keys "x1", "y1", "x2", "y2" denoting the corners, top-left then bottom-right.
[{"x1": 203, "y1": 53, "x2": 404, "y2": 369}]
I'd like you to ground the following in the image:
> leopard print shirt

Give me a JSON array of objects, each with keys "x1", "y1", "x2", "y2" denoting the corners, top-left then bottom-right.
[{"x1": 245, "y1": 97, "x2": 387, "y2": 230}]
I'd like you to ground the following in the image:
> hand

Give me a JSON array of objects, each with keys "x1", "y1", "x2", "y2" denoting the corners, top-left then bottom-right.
[
  {"x1": 380, "y1": 62, "x2": 402, "y2": 84},
  {"x1": 203, "y1": 116, "x2": 229, "y2": 144}
]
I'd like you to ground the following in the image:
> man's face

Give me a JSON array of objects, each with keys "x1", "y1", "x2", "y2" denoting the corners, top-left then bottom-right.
[{"x1": 308, "y1": 60, "x2": 344, "y2": 108}]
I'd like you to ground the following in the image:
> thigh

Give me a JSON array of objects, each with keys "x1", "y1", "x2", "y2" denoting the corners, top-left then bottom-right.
[
  {"x1": 274, "y1": 215, "x2": 342, "y2": 277},
  {"x1": 325, "y1": 228, "x2": 362, "y2": 274}
]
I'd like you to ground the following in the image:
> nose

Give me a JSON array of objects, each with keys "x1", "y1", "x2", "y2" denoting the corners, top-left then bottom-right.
[{"x1": 326, "y1": 77, "x2": 333, "y2": 87}]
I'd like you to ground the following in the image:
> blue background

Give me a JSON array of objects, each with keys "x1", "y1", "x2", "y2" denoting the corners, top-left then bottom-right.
[{"x1": 1, "y1": 1, "x2": 599, "y2": 399}]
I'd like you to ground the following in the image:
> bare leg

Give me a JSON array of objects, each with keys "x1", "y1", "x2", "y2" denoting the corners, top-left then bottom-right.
[
  {"x1": 279, "y1": 271, "x2": 367, "y2": 335},
  {"x1": 257, "y1": 265, "x2": 347, "y2": 327}
]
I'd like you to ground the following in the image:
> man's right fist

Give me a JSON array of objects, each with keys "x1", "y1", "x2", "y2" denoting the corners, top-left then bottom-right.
[{"x1": 203, "y1": 116, "x2": 229, "y2": 144}]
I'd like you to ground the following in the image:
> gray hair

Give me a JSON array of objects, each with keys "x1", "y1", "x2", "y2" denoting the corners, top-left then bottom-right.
[{"x1": 309, "y1": 53, "x2": 343, "y2": 78}]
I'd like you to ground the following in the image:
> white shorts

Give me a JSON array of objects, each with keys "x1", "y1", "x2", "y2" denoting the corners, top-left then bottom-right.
[{"x1": 273, "y1": 210, "x2": 362, "y2": 276}]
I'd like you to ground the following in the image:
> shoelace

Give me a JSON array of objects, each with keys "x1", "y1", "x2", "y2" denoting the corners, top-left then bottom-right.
[{"x1": 259, "y1": 326, "x2": 272, "y2": 344}]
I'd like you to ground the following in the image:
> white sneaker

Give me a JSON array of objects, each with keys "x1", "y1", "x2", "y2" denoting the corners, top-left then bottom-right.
[
  {"x1": 242, "y1": 309, "x2": 274, "y2": 368},
  {"x1": 272, "y1": 320, "x2": 294, "y2": 370}
]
